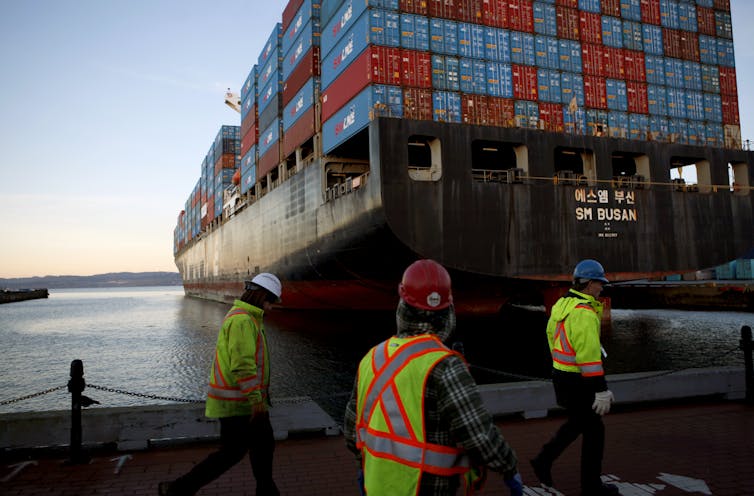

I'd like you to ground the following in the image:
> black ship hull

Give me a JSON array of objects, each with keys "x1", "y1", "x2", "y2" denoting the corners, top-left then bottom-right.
[{"x1": 176, "y1": 117, "x2": 754, "y2": 312}]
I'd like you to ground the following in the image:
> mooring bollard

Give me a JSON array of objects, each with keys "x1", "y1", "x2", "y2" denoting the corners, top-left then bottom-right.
[
  {"x1": 65, "y1": 359, "x2": 99, "y2": 465},
  {"x1": 741, "y1": 326, "x2": 753, "y2": 405}
]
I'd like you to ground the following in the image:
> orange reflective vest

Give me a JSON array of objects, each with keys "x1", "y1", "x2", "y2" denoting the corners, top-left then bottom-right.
[
  {"x1": 205, "y1": 300, "x2": 270, "y2": 418},
  {"x1": 355, "y1": 334, "x2": 477, "y2": 495}
]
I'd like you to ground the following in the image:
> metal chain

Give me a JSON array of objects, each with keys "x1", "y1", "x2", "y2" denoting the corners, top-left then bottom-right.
[
  {"x1": 87, "y1": 384, "x2": 203, "y2": 404},
  {"x1": 0, "y1": 385, "x2": 67, "y2": 406}
]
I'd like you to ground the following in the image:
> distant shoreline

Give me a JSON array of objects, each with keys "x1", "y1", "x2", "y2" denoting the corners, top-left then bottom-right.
[{"x1": 0, "y1": 271, "x2": 182, "y2": 290}]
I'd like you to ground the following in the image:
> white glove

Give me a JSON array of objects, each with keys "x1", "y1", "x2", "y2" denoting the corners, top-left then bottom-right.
[{"x1": 592, "y1": 390, "x2": 614, "y2": 416}]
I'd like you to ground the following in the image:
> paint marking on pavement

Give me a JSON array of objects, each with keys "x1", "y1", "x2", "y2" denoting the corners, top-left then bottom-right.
[
  {"x1": 657, "y1": 473, "x2": 712, "y2": 495},
  {"x1": 2, "y1": 460, "x2": 38, "y2": 482}
]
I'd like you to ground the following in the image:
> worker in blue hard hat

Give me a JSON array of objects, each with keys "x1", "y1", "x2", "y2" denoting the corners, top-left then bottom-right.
[{"x1": 530, "y1": 259, "x2": 619, "y2": 496}]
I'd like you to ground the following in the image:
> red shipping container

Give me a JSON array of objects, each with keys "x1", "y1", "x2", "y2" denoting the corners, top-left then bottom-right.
[
  {"x1": 282, "y1": 0, "x2": 305, "y2": 32},
  {"x1": 429, "y1": 0, "x2": 455, "y2": 19},
  {"x1": 579, "y1": 11, "x2": 602, "y2": 45},
  {"x1": 623, "y1": 50, "x2": 646, "y2": 82},
  {"x1": 507, "y1": 0, "x2": 534, "y2": 33},
  {"x1": 539, "y1": 102, "x2": 564, "y2": 132},
  {"x1": 640, "y1": 0, "x2": 661, "y2": 25},
  {"x1": 401, "y1": 49, "x2": 432, "y2": 89},
  {"x1": 482, "y1": 0, "x2": 508, "y2": 28},
  {"x1": 400, "y1": 0, "x2": 429, "y2": 15},
  {"x1": 241, "y1": 103, "x2": 257, "y2": 137},
  {"x1": 603, "y1": 46, "x2": 625, "y2": 79},
  {"x1": 721, "y1": 93, "x2": 739, "y2": 125},
  {"x1": 581, "y1": 43, "x2": 604, "y2": 76},
  {"x1": 680, "y1": 31, "x2": 699, "y2": 62},
  {"x1": 488, "y1": 96, "x2": 515, "y2": 127},
  {"x1": 403, "y1": 88, "x2": 433, "y2": 120},
  {"x1": 462, "y1": 94, "x2": 488, "y2": 125},
  {"x1": 719, "y1": 66, "x2": 738, "y2": 96},
  {"x1": 283, "y1": 46, "x2": 320, "y2": 107},
  {"x1": 714, "y1": 0, "x2": 730, "y2": 12},
  {"x1": 257, "y1": 144, "x2": 281, "y2": 180},
  {"x1": 601, "y1": 0, "x2": 620, "y2": 17},
  {"x1": 556, "y1": 6, "x2": 579, "y2": 41},
  {"x1": 282, "y1": 106, "x2": 316, "y2": 158},
  {"x1": 214, "y1": 153, "x2": 237, "y2": 176},
  {"x1": 555, "y1": 0, "x2": 577, "y2": 8},
  {"x1": 627, "y1": 81, "x2": 649, "y2": 114},
  {"x1": 321, "y1": 46, "x2": 401, "y2": 122},
  {"x1": 455, "y1": 0, "x2": 484, "y2": 23},
  {"x1": 584, "y1": 75, "x2": 607, "y2": 109},
  {"x1": 697, "y1": 7, "x2": 716, "y2": 36},
  {"x1": 512, "y1": 64, "x2": 538, "y2": 101},
  {"x1": 241, "y1": 123, "x2": 258, "y2": 157},
  {"x1": 663, "y1": 29, "x2": 682, "y2": 59}
]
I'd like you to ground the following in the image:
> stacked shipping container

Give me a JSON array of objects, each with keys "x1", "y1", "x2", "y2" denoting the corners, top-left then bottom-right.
[
  {"x1": 175, "y1": 0, "x2": 743, "y2": 251},
  {"x1": 317, "y1": 0, "x2": 739, "y2": 152}
]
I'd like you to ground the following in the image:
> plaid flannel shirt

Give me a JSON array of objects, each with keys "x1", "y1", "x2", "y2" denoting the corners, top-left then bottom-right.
[{"x1": 344, "y1": 310, "x2": 518, "y2": 495}]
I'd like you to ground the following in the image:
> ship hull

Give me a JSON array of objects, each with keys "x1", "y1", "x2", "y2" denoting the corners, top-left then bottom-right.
[{"x1": 176, "y1": 118, "x2": 754, "y2": 311}]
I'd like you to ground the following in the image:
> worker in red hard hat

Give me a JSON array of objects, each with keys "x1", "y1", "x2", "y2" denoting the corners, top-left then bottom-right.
[{"x1": 344, "y1": 259, "x2": 523, "y2": 496}]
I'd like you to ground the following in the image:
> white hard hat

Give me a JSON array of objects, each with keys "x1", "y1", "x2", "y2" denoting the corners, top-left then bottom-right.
[{"x1": 250, "y1": 273, "x2": 282, "y2": 301}]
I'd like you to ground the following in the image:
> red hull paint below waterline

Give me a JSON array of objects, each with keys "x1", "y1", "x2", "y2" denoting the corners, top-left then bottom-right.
[{"x1": 184, "y1": 280, "x2": 510, "y2": 314}]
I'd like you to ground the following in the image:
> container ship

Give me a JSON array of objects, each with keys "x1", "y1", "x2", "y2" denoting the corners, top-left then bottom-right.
[{"x1": 174, "y1": 0, "x2": 754, "y2": 313}]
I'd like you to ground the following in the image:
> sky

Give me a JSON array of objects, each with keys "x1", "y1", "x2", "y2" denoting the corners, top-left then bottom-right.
[{"x1": 1, "y1": 0, "x2": 753, "y2": 278}]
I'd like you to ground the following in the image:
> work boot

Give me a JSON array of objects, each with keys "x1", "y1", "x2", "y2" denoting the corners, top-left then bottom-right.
[
  {"x1": 581, "y1": 482, "x2": 620, "y2": 496},
  {"x1": 530, "y1": 457, "x2": 553, "y2": 487}
]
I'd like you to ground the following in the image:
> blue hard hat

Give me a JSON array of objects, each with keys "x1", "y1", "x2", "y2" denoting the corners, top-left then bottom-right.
[{"x1": 573, "y1": 259, "x2": 609, "y2": 283}]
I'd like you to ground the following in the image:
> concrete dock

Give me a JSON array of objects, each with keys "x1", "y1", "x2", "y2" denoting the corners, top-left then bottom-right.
[{"x1": 1, "y1": 367, "x2": 752, "y2": 495}]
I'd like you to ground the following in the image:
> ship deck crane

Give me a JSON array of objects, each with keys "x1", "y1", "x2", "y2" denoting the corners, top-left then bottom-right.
[{"x1": 225, "y1": 89, "x2": 241, "y2": 114}]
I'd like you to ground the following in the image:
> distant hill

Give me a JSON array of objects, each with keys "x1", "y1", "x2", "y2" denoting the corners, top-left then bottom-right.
[{"x1": 0, "y1": 272, "x2": 182, "y2": 289}]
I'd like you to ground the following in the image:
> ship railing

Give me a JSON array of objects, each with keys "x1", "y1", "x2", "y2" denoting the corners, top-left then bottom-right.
[
  {"x1": 471, "y1": 168, "x2": 524, "y2": 184},
  {"x1": 324, "y1": 172, "x2": 369, "y2": 203}
]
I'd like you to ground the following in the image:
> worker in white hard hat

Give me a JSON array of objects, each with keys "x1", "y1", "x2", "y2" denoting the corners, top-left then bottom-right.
[{"x1": 159, "y1": 273, "x2": 282, "y2": 496}]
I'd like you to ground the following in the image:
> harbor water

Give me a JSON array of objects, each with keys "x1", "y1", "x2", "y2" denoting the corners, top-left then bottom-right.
[{"x1": 1, "y1": 286, "x2": 751, "y2": 423}]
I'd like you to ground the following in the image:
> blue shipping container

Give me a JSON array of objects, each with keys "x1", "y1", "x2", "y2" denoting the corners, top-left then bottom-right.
[
  {"x1": 703, "y1": 93, "x2": 722, "y2": 123},
  {"x1": 430, "y1": 18, "x2": 459, "y2": 55},
  {"x1": 533, "y1": 2, "x2": 557, "y2": 36},
  {"x1": 622, "y1": 21, "x2": 643, "y2": 52},
  {"x1": 629, "y1": 113, "x2": 649, "y2": 140},
  {"x1": 486, "y1": 62, "x2": 513, "y2": 97},
  {"x1": 561, "y1": 72, "x2": 585, "y2": 106},
  {"x1": 282, "y1": 0, "x2": 321, "y2": 54},
  {"x1": 257, "y1": 72, "x2": 282, "y2": 115},
  {"x1": 699, "y1": 35, "x2": 718, "y2": 65},
  {"x1": 706, "y1": 123, "x2": 723, "y2": 146},
  {"x1": 432, "y1": 55, "x2": 461, "y2": 91},
  {"x1": 664, "y1": 58, "x2": 685, "y2": 88},
  {"x1": 321, "y1": 0, "x2": 371, "y2": 57},
  {"x1": 606, "y1": 79, "x2": 628, "y2": 112},
  {"x1": 535, "y1": 35, "x2": 559, "y2": 69},
  {"x1": 647, "y1": 84, "x2": 667, "y2": 115},
  {"x1": 322, "y1": 84, "x2": 401, "y2": 154},
  {"x1": 685, "y1": 91, "x2": 704, "y2": 121},
  {"x1": 645, "y1": 54, "x2": 665, "y2": 85},
  {"x1": 642, "y1": 24, "x2": 663, "y2": 55},
  {"x1": 241, "y1": 65, "x2": 257, "y2": 103},
  {"x1": 241, "y1": 145, "x2": 256, "y2": 175},
  {"x1": 649, "y1": 115, "x2": 669, "y2": 140},
  {"x1": 282, "y1": 19, "x2": 319, "y2": 79},
  {"x1": 579, "y1": 0, "x2": 600, "y2": 13},
  {"x1": 283, "y1": 78, "x2": 317, "y2": 131},
  {"x1": 608, "y1": 111, "x2": 629, "y2": 138},
  {"x1": 683, "y1": 61, "x2": 702, "y2": 91},
  {"x1": 621, "y1": 0, "x2": 641, "y2": 21},
  {"x1": 515, "y1": 100, "x2": 539, "y2": 127},
  {"x1": 602, "y1": 16, "x2": 623, "y2": 48},
  {"x1": 459, "y1": 58, "x2": 487, "y2": 94},
  {"x1": 433, "y1": 91, "x2": 462, "y2": 123},
  {"x1": 258, "y1": 119, "x2": 281, "y2": 158},
  {"x1": 660, "y1": 0, "x2": 680, "y2": 29},
  {"x1": 259, "y1": 23, "x2": 282, "y2": 68},
  {"x1": 678, "y1": 2, "x2": 697, "y2": 32},
  {"x1": 668, "y1": 118, "x2": 688, "y2": 143},
  {"x1": 667, "y1": 87, "x2": 687, "y2": 119},
  {"x1": 258, "y1": 46, "x2": 281, "y2": 89},
  {"x1": 510, "y1": 32, "x2": 535, "y2": 66},
  {"x1": 241, "y1": 165, "x2": 257, "y2": 195},
  {"x1": 687, "y1": 120, "x2": 706, "y2": 145},
  {"x1": 717, "y1": 38, "x2": 735, "y2": 67},
  {"x1": 701, "y1": 64, "x2": 720, "y2": 94},
  {"x1": 320, "y1": 11, "x2": 374, "y2": 89},
  {"x1": 400, "y1": 13, "x2": 430, "y2": 51}
]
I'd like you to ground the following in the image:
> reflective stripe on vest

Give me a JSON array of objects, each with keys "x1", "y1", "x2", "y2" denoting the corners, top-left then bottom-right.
[
  {"x1": 207, "y1": 309, "x2": 265, "y2": 401},
  {"x1": 358, "y1": 336, "x2": 470, "y2": 477},
  {"x1": 552, "y1": 304, "x2": 604, "y2": 377}
]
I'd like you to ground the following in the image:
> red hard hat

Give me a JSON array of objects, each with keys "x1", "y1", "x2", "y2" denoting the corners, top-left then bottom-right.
[{"x1": 398, "y1": 259, "x2": 453, "y2": 311}]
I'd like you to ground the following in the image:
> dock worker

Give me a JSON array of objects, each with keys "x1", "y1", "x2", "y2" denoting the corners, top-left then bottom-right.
[
  {"x1": 530, "y1": 259, "x2": 618, "y2": 496},
  {"x1": 159, "y1": 273, "x2": 282, "y2": 496},
  {"x1": 343, "y1": 259, "x2": 523, "y2": 496}
]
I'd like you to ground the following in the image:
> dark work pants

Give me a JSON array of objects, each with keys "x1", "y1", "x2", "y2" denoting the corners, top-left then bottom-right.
[
  {"x1": 535, "y1": 371, "x2": 605, "y2": 494},
  {"x1": 171, "y1": 413, "x2": 279, "y2": 496}
]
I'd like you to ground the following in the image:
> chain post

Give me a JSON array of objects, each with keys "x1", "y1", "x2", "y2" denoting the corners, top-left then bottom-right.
[
  {"x1": 741, "y1": 326, "x2": 753, "y2": 405},
  {"x1": 65, "y1": 359, "x2": 89, "y2": 465}
]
